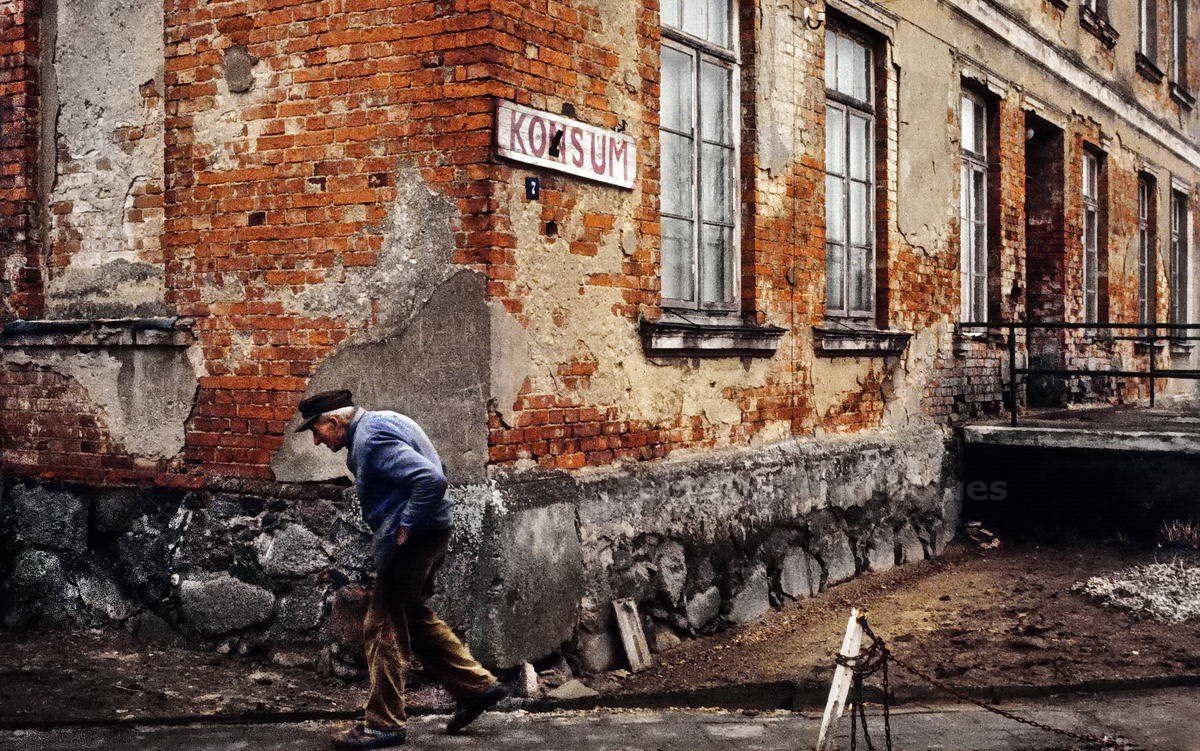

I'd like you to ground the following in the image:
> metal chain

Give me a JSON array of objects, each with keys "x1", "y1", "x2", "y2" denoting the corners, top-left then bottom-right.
[
  {"x1": 837, "y1": 631, "x2": 891, "y2": 751},
  {"x1": 850, "y1": 617, "x2": 1132, "y2": 751}
]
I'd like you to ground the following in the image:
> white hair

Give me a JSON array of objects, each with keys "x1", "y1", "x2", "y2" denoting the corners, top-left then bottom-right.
[{"x1": 320, "y1": 405, "x2": 358, "y2": 423}]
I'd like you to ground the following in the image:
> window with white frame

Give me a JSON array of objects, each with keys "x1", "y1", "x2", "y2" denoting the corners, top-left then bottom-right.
[
  {"x1": 1082, "y1": 151, "x2": 1102, "y2": 322},
  {"x1": 1173, "y1": 0, "x2": 1189, "y2": 86},
  {"x1": 1140, "y1": 0, "x2": 1159, "y2": 60},
  {"x1": 960, "y1": 90, "x2": 988, "y2": 322},
  {"x1": 825, "y1": 28, "x2": 874, "y2": 320},
  {"x1": 1171, "y1": 190, "x2": 1190, "y2": 324},
  {"x1": 659, "y1": 0, "x2": 738, "y2": 312},
  {"x1": 1138, "y1": 174, "x2": 1157, "y2": 323}
]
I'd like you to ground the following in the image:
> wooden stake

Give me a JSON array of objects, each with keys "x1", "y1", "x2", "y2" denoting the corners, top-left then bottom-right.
[{"x1": 815, "y1": 608, "x2": 863, "y2": 751}]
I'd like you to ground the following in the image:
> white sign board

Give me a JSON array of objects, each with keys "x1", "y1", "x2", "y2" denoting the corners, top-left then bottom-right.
[{"x1": 495, "y1": 100, "x2": 637, "y2": 189}]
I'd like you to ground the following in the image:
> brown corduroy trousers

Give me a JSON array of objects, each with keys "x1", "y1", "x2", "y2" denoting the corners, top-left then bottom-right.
[{"x1": 363, "y1": 529, "x2": 496, "y2": 729}]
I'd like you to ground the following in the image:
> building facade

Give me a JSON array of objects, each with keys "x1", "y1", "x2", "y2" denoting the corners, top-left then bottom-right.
[{"x1": 1, "y1": 0, "x2": 1198, "y2": 672}]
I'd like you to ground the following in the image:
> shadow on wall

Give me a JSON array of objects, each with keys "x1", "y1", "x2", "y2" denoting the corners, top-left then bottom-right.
[{"x1": 964, "y1": 444, "x2": 1200, "y2": 540}]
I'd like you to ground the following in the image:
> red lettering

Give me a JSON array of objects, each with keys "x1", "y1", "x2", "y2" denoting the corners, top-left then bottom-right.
[
  {"x1": 590, "y1": 132, "x2": 607, "y2": 173},
  {"x1": 570, "y1": 127, "x2": 585, "y2": 167},
  {"x1": 610, "y1": 138, "x2": 630, "y2": 182},
  {"x1": 528, "y1": 116, "x2": 547, "y2": 157},
  {"x1": 507, "y1": 109, "x2": 527, "y2": 152}
]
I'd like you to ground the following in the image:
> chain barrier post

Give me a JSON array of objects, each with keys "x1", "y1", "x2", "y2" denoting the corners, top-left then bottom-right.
[
  {"x1": 832, "y1": 614, "x2": 1134, "y2": 751},
  {"x1": 816, "y1": 608, "x2": 862, "y2": 751}
]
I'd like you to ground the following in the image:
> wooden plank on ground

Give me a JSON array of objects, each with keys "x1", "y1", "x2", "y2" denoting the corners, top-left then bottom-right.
[{"x1": 612, "y1": 598, "x2": 653, "y2": 672}]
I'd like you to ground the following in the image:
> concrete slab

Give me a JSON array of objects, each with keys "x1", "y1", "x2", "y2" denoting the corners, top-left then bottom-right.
[{"x1": 964, "y1": 406, "x2": 1200, "y2": 454}]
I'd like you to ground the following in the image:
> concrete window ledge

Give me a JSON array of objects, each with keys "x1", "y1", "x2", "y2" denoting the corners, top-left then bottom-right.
[
  {"x1": 1079, "y1": 7, "x2": 1119, "y2": 49},
  {"x1": 639, "y1": 317, "x2": 786, "y2": 358},
  {"x1": 1170, "y1": 82, "x2": 1196, "y2": 110},
  {"x1": 953, "y1": 328, "x2": 1006, "y2": 355},
  {"x1": 813, "y1": 326, "x2": 911, "y2": 357},
  {"x1": 1136, "y1": 53, "x2": 1165, "y2": 84},
  {"x1": 1133, "y1": 339, "x2": 1169, "y2": 356},
  {"x1": 1169, "y1": 340, "x2": 1197, "y2": 356},
  {"x1": 0, "y1": 317, "x2": 194, "y2": 348}
]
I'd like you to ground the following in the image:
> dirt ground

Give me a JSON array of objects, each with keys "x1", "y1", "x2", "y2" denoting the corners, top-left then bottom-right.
[
  {"x1": 0, "y1": 630, "x2": 445, "y2": 724},
  {"x1": 615, "y1": 542, "x2": 1200, "y2": 696},
  {"x1": 2, "y1": 542, "x2": 1198, "y2": 725}
]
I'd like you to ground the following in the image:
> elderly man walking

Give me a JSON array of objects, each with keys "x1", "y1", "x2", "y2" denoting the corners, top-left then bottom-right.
[{"x1": 296, "y1": 389, "x2": 507, "y2": 749}]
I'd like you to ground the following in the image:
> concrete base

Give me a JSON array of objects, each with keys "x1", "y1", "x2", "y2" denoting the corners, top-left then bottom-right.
[
  {"x1": 964, "y1": 407, "x2": 1200, "y2": 539},
  {"x1": 0, "y1": 429, "x2": 960, "y2": 675}
]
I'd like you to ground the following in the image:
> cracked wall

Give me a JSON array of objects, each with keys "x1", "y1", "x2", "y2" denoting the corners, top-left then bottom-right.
[
  {"x1": 1, "y1": 346, "x2": 201, "y2": 460},
  {"x1": 269, "y1": 168, "x2": 488, "y2": 484},
  {"x1": 39, "y1": 0, "x2": 168, "y2": 319}
]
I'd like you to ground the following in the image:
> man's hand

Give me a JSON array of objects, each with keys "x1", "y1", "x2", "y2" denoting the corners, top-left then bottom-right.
[{"x1": 394, "y1": 525, "x2": 410, "y2": 546}]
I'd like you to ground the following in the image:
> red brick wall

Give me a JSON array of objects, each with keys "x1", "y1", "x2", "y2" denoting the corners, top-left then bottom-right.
[
  {"x1": 0, "y1": 0, "x2": 42, "y2": 322},
  {"x1": 161, "y1": 0, "x2": 505, "y2": 480},
  {"x1": 2, "y1": 0, "x2": 1198, "y2": 488},
  {"x1": 0, "y1": 363, "x2": 132, "y2": 480},
  {"x1": 483, "y1": 0, "x2": 824, "y2": 469}
]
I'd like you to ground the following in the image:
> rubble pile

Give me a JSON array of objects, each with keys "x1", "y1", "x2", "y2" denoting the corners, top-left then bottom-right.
[{"x1": 1074, "y1": 561, "x2": 1200, "y2": 623}]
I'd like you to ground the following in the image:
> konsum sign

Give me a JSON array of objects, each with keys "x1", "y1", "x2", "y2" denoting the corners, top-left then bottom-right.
[{"x1": 494, "y1": 101, "x2": 637, "y2": 189}]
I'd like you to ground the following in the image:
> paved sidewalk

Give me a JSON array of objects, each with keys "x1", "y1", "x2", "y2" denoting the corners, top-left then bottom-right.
[{"x1": 2, "y1": 687, "x2": 1196, "y2": 750}]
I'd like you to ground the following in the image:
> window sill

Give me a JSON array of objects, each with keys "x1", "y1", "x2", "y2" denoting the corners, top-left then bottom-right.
[
  {"x1": 1169, "y1": 340, "x2": 1197, "y2": 356},
  {"x1": 813, "y1": 325, "x2": 911, "y2": 357},
  {"x1": 0, "y1": 317, "x2": 194, "y2": 348},
  {"x1": 639, "y1": 316, "x2": 786, "y2": 358},
  {"x1": 1136, "y1": 52, "x2": 1165, "y2": 84},
  {"x1": 1079, "y1": 8, "x2": 1119, "y2": 49},
  {"x1": 1133, "y1": 339, "x2": 1169, "y2": 355},
  {"x1": 954, "y1": 327, "x2": 1007, "y2": 351},
  {"x1": 1171, "y1": 82, "x2": 1196, "y2": 110}
]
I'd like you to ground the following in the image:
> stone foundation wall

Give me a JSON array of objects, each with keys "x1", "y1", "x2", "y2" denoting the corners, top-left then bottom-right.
[{"x1": 0, "y1": 428, "x2": 957, "y2": 676}]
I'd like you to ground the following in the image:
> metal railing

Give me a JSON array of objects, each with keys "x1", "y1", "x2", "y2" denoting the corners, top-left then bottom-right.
[{"x1": 957, "y1": 321, "x2": 1200, "y2": 426}]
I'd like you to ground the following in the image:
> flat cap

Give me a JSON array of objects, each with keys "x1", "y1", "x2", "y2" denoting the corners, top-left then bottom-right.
[{"x1": 294, "y1": 389, "x2": 354, "y2": 432}]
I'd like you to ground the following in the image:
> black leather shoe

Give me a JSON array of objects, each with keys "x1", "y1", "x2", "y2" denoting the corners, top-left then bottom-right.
[
  {"x1": 445, "y1": 683, "x2": 508, "y2": 734},
  {"x1": 330, "y1": 724, "x2": 407, "y2": 749}
]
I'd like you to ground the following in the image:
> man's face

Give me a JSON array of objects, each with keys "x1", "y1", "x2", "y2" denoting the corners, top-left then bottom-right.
[{"x1": 310, "y1": 416, "x2": 347, "y2": 452}]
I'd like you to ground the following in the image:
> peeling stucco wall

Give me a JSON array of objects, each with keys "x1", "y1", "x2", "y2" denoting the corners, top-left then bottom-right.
[
  {"x1": 1, "y1": 345, "x2": 202, "y2": 459},
  {"x1": 270, "y1": 168, "x2": 488, "y2": 484},
  {"x1": 279, "y1": 168, "x2": 460, "y2": 336},
  {"x1": 893, "y1": 18, "x2": 958, "y2": 255},
  {"x1": 495, "y1": 184, "x2": 781, "y2": 437},
  {"x1": 190, "y1": 47, "x2": 269, "y2": 173},
  {"x1": 41, "y1": 0, "x2": 168, "y2": 319}
]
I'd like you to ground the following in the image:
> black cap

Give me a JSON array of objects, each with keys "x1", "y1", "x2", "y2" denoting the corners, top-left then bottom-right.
[{"x1": 294, "y1": 389, "x2": 354, "y2": 432}]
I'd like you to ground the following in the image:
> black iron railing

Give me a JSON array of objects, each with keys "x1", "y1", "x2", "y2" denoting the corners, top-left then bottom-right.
[{"x1": 957, "y1": 321, "x2": 1200, "y2": 426}]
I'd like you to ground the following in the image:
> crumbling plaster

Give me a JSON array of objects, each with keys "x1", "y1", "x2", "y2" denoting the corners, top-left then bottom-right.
[
  {"x1": 279, "y1": 167, "x2": 460, "y2": 337},
  {"x1": 0, "y1": 345, "x2": 203, "y2": 459},
  {"x1": 41, "y1": 0, "x2": 169, "y2": 319},
  {"x1": 190, "y1": 46, "x2": 271, "y2": 174},
  {"x1": 495, "y1": 178, "x2": 783, "y2": 437},
  {"x1": 270, "y1": 167, "x2": 489, "y2": 484},
  {"x1": 488, "y1": 0, "x2": 811, "y2": 441},
  {"x1": 892, "y1": 17, "x2": 959, "y2": 254}
]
